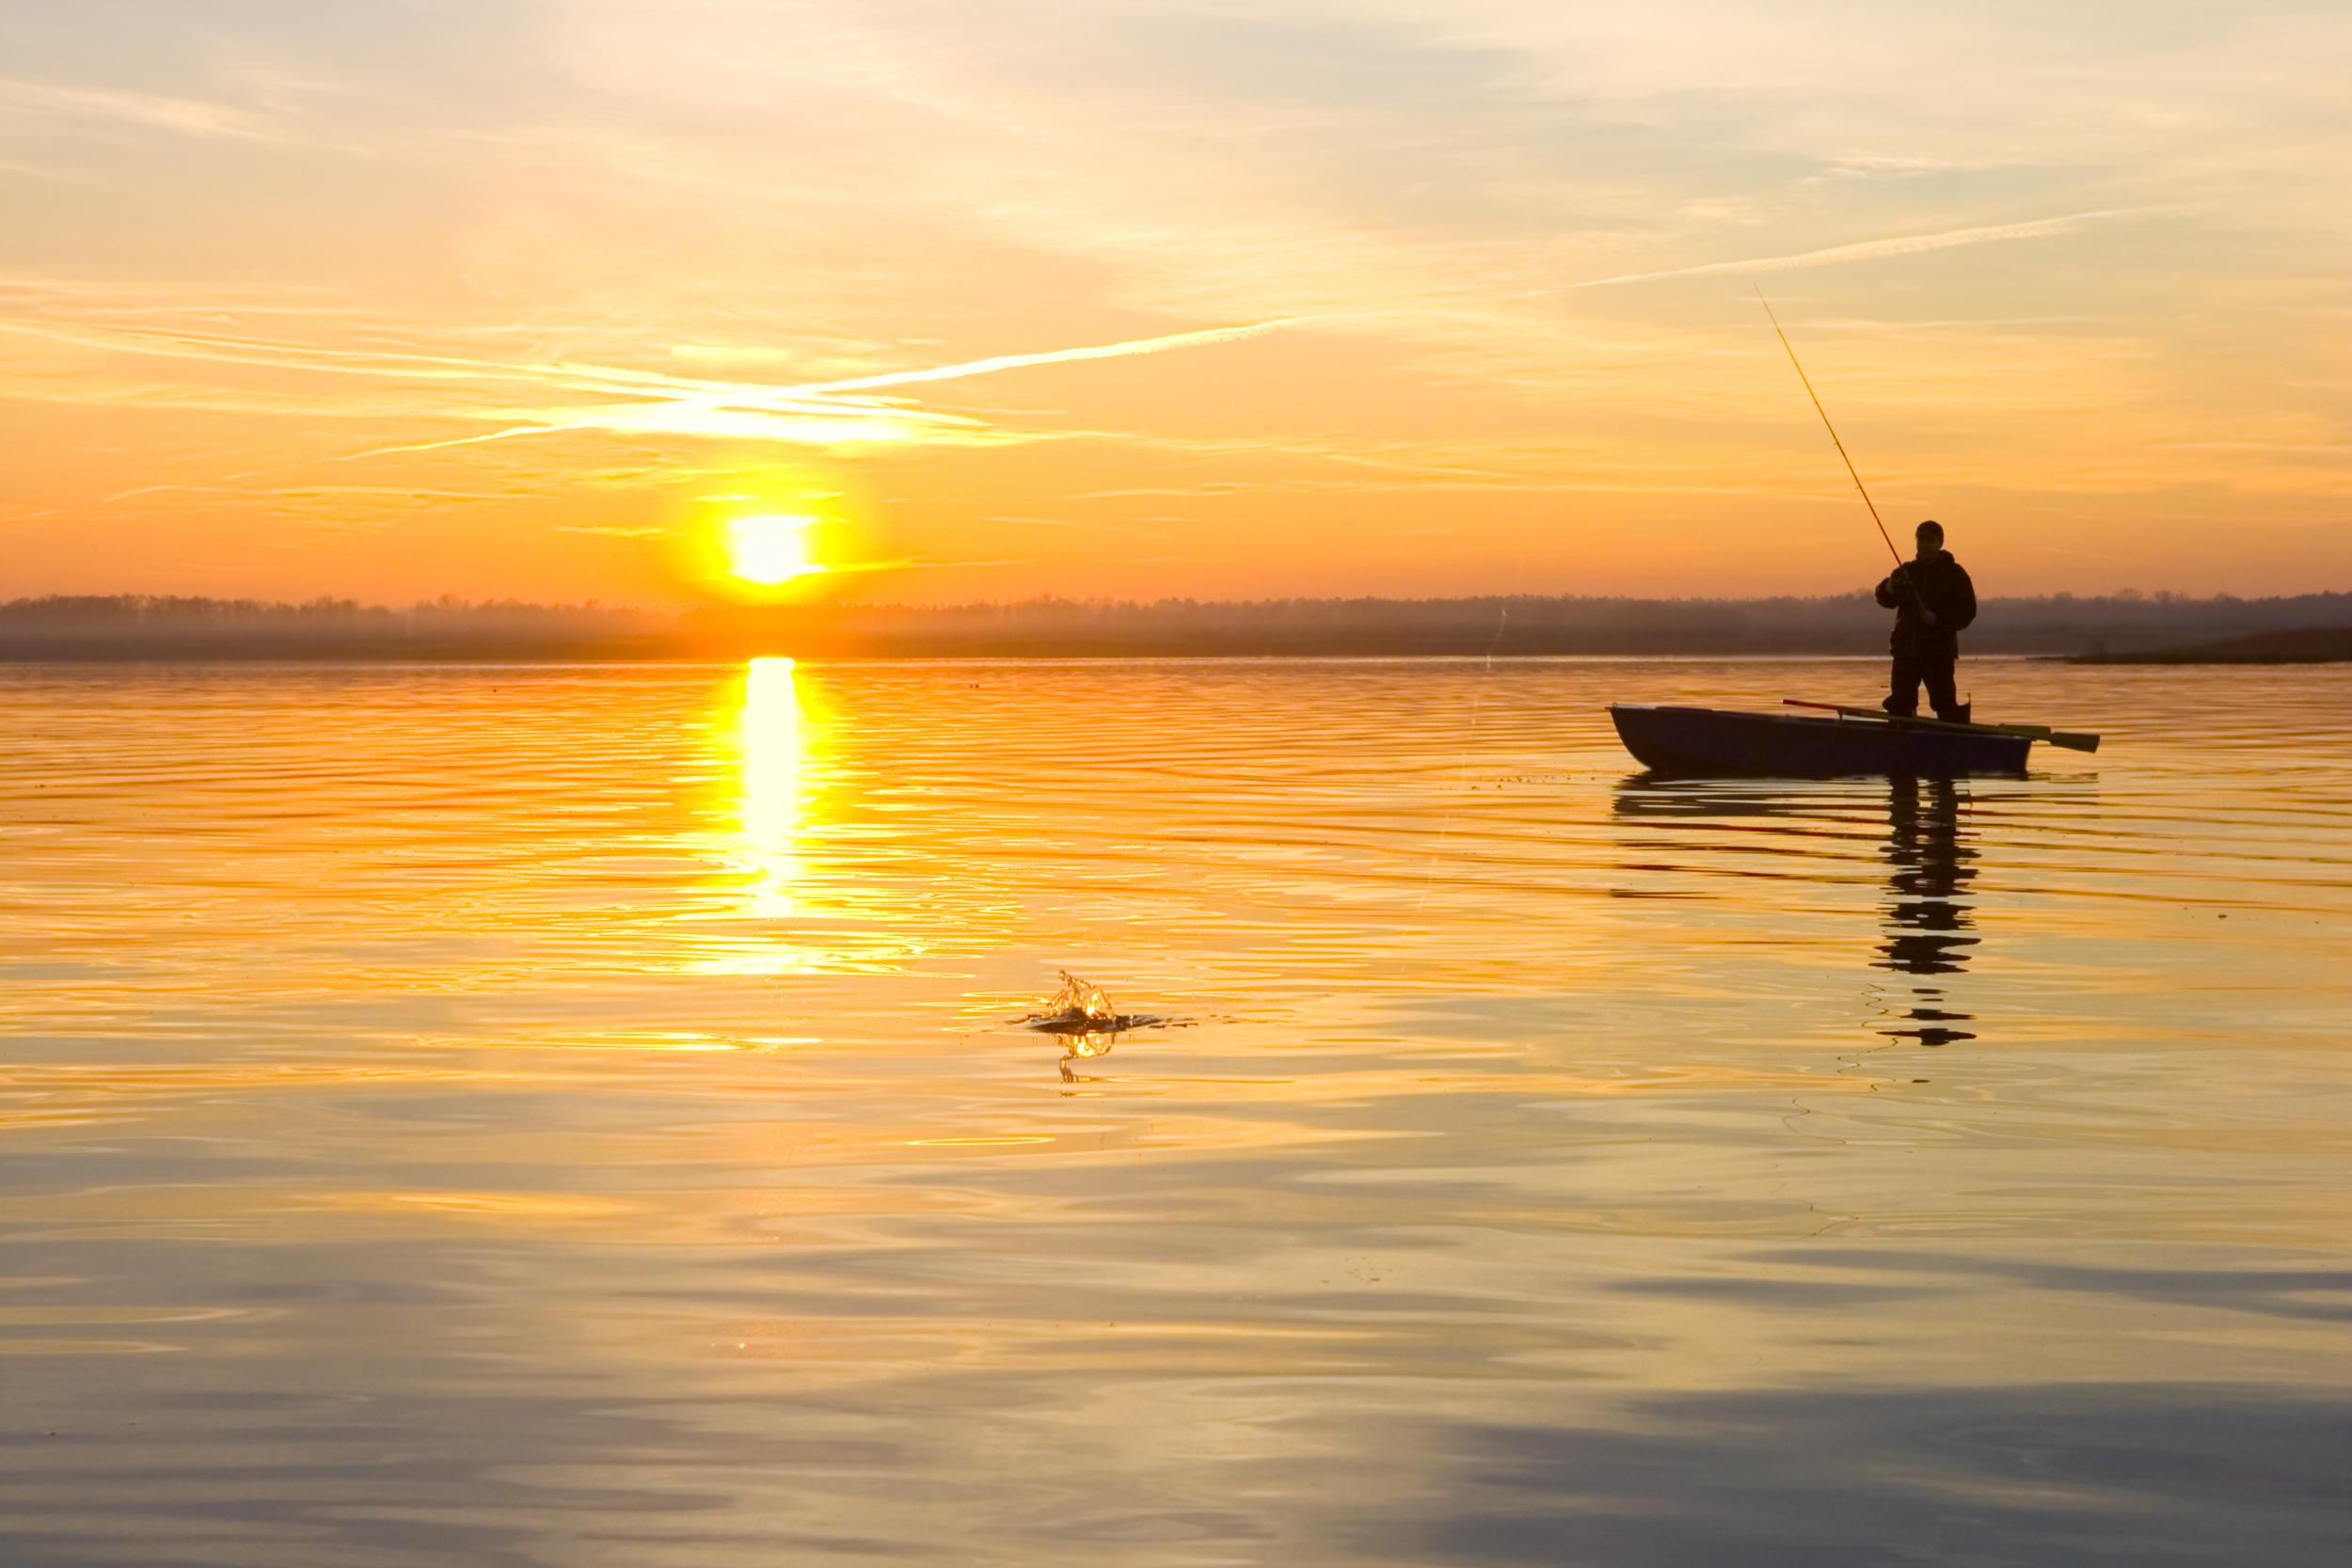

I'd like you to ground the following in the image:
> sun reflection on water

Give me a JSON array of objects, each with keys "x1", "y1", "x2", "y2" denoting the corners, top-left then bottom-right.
[
  {"x1": 737, "y1": 656, "x2": 810, "y2": 920},
  {"x1": 698, "y1": 657, "x2": 952, "y2": 978}
]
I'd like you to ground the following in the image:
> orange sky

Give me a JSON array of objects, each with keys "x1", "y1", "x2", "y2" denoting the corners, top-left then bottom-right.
[{"x1": 2, "y1": 1, "x2": 2345, "y2": 606}]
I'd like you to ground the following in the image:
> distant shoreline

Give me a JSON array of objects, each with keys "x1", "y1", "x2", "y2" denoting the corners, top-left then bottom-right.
[
  {"x1": 5, "y1": 590, "x2": 2348, "y2": 663},
  {"x1": 5, "y1": 651, "x2": 2071, "y2": 668},
  {"x1": 2068, "y1": 627, "x2": 2352, "y2": 665}
]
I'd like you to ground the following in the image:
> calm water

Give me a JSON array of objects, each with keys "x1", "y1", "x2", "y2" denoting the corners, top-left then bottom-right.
[{"x1": 4, "y1": 657, "x2": 2348, "y2": 1567}]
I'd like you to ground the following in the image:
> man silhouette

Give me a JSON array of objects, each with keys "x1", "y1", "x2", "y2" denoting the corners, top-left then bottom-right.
[{"x1": 1874, "y1": 519, "x2": 1977, "y2": 723}]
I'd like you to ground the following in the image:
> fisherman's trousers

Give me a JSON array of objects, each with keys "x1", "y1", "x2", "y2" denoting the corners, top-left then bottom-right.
[{"x1": 1884, "y1": 646, "x2": 1963, "y2": 722}]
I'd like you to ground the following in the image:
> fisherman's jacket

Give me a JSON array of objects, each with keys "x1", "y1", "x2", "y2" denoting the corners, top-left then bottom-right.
[{"x1": 1875, "y1": 550, "x2": 1977, "y2": 655}]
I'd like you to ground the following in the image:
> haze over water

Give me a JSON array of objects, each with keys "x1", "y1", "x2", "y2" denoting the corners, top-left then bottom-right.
[{"x1": 4, "y1": 658, "x2": 2348, "y2": 1566}]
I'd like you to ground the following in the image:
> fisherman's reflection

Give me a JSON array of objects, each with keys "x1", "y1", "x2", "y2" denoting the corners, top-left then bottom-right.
[
  {"x1": 1875, "y1": 775, "x2": 1978, "y2": 1044},
  {"x1": 1610, "y1": 772, "x2": 1985, "y2": 1047}
]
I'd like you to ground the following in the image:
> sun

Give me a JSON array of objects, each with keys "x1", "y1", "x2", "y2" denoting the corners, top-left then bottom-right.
[{"x1": 726, "y1": 514, "x2": 827, "y2": 585}]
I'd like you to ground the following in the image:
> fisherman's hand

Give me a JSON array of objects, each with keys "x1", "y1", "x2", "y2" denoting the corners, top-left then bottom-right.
[{"x1": 1920, "y1": 610, "x2": 1938, "y2": 626}]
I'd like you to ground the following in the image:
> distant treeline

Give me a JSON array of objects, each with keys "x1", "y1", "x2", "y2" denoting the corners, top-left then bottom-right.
[
  {"x1": 0, "y1": 595, "x2": 670, "y2": 659},
  {"x1": 685, "y1": 591, "x2": 2352, "y2": 658},
  {"x1": 5, "y1": 589, "x2": 2350, "y2": 660}
]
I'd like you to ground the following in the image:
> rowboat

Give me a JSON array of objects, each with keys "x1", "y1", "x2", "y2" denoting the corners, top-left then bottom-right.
[{"x1": 1609, "y1": 701, "x2": 2096, "y2": 778}]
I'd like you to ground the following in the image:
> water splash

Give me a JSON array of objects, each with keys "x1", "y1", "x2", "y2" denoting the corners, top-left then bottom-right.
[
  {"x1": 1048, "y1": 970, "x2": 1115, "y2": 1025},
  {"x1": 1023, "y1": 971, "x2": 1177, "y2": 1077}
]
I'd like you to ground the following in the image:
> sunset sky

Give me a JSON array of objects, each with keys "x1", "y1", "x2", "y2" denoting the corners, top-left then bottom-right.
[{"x1": 3, "y1": 0, "x2": 2344, "y2": 606}]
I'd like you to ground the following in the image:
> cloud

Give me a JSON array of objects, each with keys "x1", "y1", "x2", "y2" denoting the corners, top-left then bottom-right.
[
  {"x1": 0, "y1": 78, "x2": 285, "y2": 141},
  {"x1": 0, "y1": 305, "x2": 1337, "y2": 507},
  {"x1": 1821, "y1": 154, "x2": 1992, "y2": 179}
]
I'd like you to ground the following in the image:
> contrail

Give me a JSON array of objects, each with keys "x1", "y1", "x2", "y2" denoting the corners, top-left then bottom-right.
[
  {"x1": 1563, "y1": 208, "x2": 2178, "y2": 290},
  {"x1": 777, "y1": 316, "x2": 1332, "y2": 396}
]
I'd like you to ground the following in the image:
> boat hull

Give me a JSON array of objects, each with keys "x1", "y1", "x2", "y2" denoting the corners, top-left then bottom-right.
[{"x1": 1610, "y1": 705, "x2": 2031, "y2": 778}]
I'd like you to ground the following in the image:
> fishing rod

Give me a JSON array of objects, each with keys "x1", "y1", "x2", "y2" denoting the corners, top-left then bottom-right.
[
  {"x1": 1755, "y1": 286, "x2": 1906, "y2": 573},
  {"x1": 1759, "y1": 288, "x2": 1971, "y2": 705}
]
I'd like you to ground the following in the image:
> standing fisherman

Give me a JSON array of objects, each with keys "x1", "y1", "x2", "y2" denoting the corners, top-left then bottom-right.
[{"x1": 1875, "y1": 519, "x2": 1976, "y2": 724}]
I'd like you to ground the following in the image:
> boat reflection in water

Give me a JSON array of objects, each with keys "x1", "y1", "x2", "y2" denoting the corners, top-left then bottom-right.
[
  {"x1": 1612, "y1": 772, "x2": 1984, "y2": 1046},
  {"x1": 1874, "y1": 776, "x2": 1979, "y2": 1044}
]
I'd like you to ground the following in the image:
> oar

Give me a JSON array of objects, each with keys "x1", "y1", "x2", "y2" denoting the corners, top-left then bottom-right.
[{"x1": 1783, "y1": 699, "x2": 2101, "y2": 753}]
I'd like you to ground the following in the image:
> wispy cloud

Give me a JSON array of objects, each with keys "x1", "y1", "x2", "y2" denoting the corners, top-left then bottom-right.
[
  {"x1": 0, "y1": 78, "x2": 285, "y2": 141},
  {"x1": 0, "y1": 309, "x2": 1335, "y2": 499}
]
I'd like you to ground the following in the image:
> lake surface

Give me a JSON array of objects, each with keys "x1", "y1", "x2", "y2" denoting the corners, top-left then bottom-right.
[{"x1": 4, "y1": 657, "x2": 2348, "y2": 1567}]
